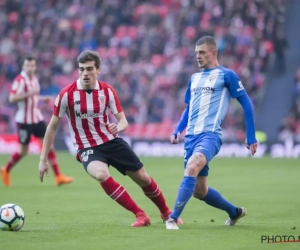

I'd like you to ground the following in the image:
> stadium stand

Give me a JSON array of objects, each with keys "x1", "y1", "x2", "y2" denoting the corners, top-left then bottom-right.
[
  {"x1": 0, "y1": 0, "x2": 289, "y2": 140},
  {"x1": 278, "y1": 66, "x2": 300, "y2": 142}
]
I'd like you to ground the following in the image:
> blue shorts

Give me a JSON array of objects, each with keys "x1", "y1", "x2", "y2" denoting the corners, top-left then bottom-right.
[{"x1": 183, "y1": 132, "x2": 222, "y2": 176}]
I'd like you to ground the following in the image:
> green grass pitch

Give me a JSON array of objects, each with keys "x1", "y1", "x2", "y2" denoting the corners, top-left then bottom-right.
[{"x1": 0, "y1": 153, "x2": 299, "y2": 250}]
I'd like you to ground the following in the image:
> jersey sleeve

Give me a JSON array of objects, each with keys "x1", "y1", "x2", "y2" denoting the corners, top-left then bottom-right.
[
  {"x1": 224, "y1": 70, "x2": 246, "y2": 98},
  {"x1": 53, "y1": 91, "x2": 68, "y2": 117},
  {"x1": 107, "y1": 87, "x2": 123, "y2": 114},
  {"x1": 184, "y1": 78, "x2": 192, "y2": 104},
  {"x1": 10, "y1": 78, "x2": 25, "y2": 95}
]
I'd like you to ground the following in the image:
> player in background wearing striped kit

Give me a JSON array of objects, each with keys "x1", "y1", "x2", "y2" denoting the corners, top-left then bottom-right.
[
  {"x1": 38, "y1": 50, "x2": 182, "y2": 227},
  {"x1": 165, "y1": 36, "x2": 258, "y2": 230},
  {"x1": 1, "y1": 57, "x2": 73, "y2": 187}
]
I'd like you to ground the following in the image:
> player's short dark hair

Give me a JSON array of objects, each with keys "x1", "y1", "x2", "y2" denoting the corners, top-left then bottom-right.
[
  {"x1": 195, "y1": 36, "x2": 217, "y2": 48},
  {"x1": 77, "y1": 50, "x2": 101, "y2": 69},
  {"x1": 24, "y1": 56, "x2": 36, "y2": 62}
]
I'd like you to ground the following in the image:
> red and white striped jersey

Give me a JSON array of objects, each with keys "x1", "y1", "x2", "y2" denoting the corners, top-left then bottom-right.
[
  {"x1": 53, "y1": 80, "x2": 123, "y2": 150},
  {"x1": 10, "y1": 71, "x2": 43, "y2": 124}
]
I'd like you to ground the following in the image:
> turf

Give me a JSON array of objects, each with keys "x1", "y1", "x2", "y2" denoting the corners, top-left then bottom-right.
[{"x1": 0, "y1": 153, "x2": 299, "y2": 250}]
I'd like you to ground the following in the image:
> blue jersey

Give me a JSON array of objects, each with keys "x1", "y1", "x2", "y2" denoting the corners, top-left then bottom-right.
[{"x1": 185, "y1": 66, "x2": 246, "y2": 139}]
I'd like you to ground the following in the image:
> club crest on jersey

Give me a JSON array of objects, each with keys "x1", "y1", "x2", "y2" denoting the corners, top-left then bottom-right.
[
  {"x1": 99, "y1": 94, "x2": 105, "y2": 104},
  {"x1": 209, "y1": 74, "x2": 218, "y2": 81}
]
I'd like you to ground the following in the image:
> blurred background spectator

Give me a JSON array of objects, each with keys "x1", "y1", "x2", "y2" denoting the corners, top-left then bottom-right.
[
  {"x1": 278, "y1": 66, "x2": 300, "y2": 142},
  {"x1": 0, "y1": 0, "x2": 289, "y2": 140}
]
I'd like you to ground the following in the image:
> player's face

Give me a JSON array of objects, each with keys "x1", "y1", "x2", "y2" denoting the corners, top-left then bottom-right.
[
  {"x1": 195, "y1": 44, "x2": 217, "y2": 69},
  {"x1": 23, "y1": 60, "x2": 37, "y2": 77},
  {"x1": 78, "y1": 61, "x2": 101, "y2": 89}
]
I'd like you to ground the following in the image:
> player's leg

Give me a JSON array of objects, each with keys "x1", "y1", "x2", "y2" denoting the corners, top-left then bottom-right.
[
  {"x1": 35, "y1": 121, "x2": 73, "y2": 186},
  {"x1": 193, "y1": 175, "x2": 247, "y2": 226},
  {"x1": 1, "y1": 124, "x2": 30, "y2": 186},
  {"x1": 166, "y1": 133, "x2": 220, "y2": 229},
  {"x1": 126, "y1": 167, "x2": 169, "y2": 213},
  {"x1": 107, "y1": 138, "x2": 181, "y2": 224},
  {"x1": 126, "y1": 167, "x2": 182, "y2": 224},
  {"x1": 79, "y1": 147, "x2": 148, "y2": 227},
  {"x1": 165, "y1": 151, "x2": 204, "y2": 229}
]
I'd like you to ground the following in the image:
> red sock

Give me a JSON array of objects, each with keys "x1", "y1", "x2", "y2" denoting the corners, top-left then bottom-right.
[
  {"x1": 48, "y1": 149, "x2": 60, "y2": 176},
  {"x1": 142, "y1": 177, "x2": 169, "y2": 214},
  {"x1": 5, "y1": 152, "x2": 23, "y2": 172},
  {"x1": 101, "y1": 177, "x2": 144, "y2": 215}
]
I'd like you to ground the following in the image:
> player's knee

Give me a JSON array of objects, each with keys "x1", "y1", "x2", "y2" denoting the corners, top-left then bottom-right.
[
  {"x1": 93, "y1": 170, "x2": 110, "y2": 182},
  {"x1": 185, "y1": 153, "x2": 206, "y2": 176},
  {"x1": 192, "y1": 152, "x2": 206, "y2": 167},
  {"x1": 87, "y1": 165, "x2": 110, "y2": 182}
]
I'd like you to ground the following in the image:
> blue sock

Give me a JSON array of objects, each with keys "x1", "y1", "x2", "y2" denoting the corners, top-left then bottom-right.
[
  {"x1": 170, "y1": 176, "x2": 196, "y2": 220},
  {"x1": 200, "y1": 187, "x2": 238, "y2": 218}
]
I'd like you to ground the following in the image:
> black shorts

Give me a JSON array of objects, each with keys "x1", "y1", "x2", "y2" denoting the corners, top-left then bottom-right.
[
  {"x1": 17, "y1": 121, "x2": 47, "y2": 145},
  {"x1": 77, "y1": 138, "x2": 143, "y2": 175}
]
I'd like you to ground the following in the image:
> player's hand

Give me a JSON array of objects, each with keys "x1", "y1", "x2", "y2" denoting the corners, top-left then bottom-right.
[
  {"x1": 42, "y1": 96, "x2": 53, "y2": 102},
  {"x1": 39, "y1": 160, "x2": 49, "y2": 183},
  {"x1": 41, "y1": 96, "x2": 53, "y2": 105},
  {"x1": 170, "y1": 133, "x2": 180, "y2": 144},
  {"x1": 29, "y1": 88, "x2": 40, "y2": 95},
  {"x1": 246, "y1": 142, "x2": 258, "y2": 155},
  {"x1": 108, "y1": 123, "x2": 118, "y2": 134}
]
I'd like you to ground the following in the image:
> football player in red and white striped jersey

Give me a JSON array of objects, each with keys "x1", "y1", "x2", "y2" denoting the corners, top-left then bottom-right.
[
  {"x1": 1, "y1": 57, "x2": 73, "y2": 187},
  {"x1": 38, "y1": 50, "x2": 182, "y2": 227},
  {"x1": 53, "y1": 78, "x2": 123, "y2": 150}
]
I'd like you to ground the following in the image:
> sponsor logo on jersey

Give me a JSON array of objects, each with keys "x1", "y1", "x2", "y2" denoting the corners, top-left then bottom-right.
[{"x1": 75, "y1": 111, "x2": 103, "y2": 119}]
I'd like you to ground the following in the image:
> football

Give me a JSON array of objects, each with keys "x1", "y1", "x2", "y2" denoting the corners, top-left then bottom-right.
[{"x1": 0, "y1": 203, "x2": 25, "y2": 231}]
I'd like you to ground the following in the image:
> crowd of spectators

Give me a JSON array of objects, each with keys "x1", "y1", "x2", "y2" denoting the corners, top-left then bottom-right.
[
  {"x1": 0, "y1": 0, "x2": 289, "y2": 140},
  {"x1": 278, "y1": 66, "x2": 300, "y2": 142}
]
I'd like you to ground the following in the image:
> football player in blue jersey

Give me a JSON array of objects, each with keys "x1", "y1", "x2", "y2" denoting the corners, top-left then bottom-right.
[{"x1": 166, "y1": 36, "x2": 258, "y2": 230}]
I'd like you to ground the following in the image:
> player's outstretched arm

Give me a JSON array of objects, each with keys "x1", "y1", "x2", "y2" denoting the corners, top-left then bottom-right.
[
  {"x1": 170, "y1": 105, "x2": 189, "y2": 144},
  {"x1": 9, "y1": 90, "x2": 38, "y2": 104},
  {"x1": 39, "y1": 115, "x2": 62, "y2": 182},
  {"x1": 38, "y1": 95, "x2": 53, "y2": 102},
  {"x1": 108, "y1": 111, "x2": 129, "y2": 134},
  {"x1": 236, "y1": 94, "x2": 258, "y2": 155}
]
